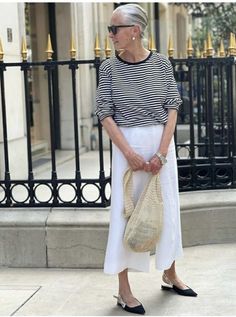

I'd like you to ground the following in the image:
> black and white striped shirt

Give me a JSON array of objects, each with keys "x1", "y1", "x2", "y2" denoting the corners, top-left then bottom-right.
[{"x1": 95, "y1": 51, "x2": 182, "y2": 127}]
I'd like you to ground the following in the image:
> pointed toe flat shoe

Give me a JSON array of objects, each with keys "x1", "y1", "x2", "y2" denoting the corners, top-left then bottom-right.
[
  {"x1": 114, "y1": 295, "x2": 145, "y2": 315},
  {"x1": 161, "y1": 273, "x2": 198, "y2": 297}
]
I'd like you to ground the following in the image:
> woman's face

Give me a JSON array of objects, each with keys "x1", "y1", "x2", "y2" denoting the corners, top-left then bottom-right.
[{"x1": 108, "y1": 12, "x2": 135, "y2": 50}]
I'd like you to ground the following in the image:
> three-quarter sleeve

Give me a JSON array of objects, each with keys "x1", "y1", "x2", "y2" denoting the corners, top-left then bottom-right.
[
  {"x1": 163, "y1": 59, "x2": 182, "y2": 111},
  {"x1": 95, "y1": 61, "x2": 114, "y2": 121}
]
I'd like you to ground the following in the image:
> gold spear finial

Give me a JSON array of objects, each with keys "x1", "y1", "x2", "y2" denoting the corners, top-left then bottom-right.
[
  {"x1": 70, "y1": 36, "x2": 76, "y2": 60},
  {"x1": 203, "y1": 40, "x2": 207, "y2": 57},
  {"x1": 0, "y1": 38, "x2": 4, "y2": 61},
  {"x1": 21, "y1": 37, "x2": 28, "y2": 61},
  {"x1": 94, "y1": 34, "x2": 101, "y2": 58},
  {"x1": 105, "y1": 36, "x2": 111, "y2": 58},
  {"x1": 233, "y1": 33, "x2": 236, "y2": 55},
  {"x1": 206, "y1": 33, "x2": 213, "y2": 57},
  {"x1": 228, "y1": 32, "x2": 235, "y2": 56},
  {"x1": 148, "y1": 34, "x2": 156, "y2": 52},
  {"x1": 187, "y1": 36, "x2": 193, "y2": 57},
  {"x1": 45, "y1": 34, "x2": 54, "y2": 60},
  {"x1": 168, "y1": 35, "x2": 174, "y2": 58},
  {"x1": 219, "y1": 39, "x2": 225, "y2": 57}
]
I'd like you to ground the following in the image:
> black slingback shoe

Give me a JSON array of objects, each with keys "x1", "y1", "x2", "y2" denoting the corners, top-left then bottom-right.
[
  {"x1": 161, "y1": 273, "x2": 198, "y2": 297},
  {"x1": 114, "y1": 295, "x2": 145, "y2": 315}
]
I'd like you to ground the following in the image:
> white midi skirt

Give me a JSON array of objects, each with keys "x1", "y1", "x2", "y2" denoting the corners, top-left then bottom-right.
[{"x1": 104, "y1": 125, "x2": 184, "y2": 275}]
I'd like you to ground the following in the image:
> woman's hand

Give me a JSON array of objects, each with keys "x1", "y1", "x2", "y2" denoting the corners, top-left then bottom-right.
[
  {"x1": 143, "y1": 155, "x2": 162, "y2": 175},
  {"x1": 124, "y1": 150, "x2": 146, "y2": 171}
]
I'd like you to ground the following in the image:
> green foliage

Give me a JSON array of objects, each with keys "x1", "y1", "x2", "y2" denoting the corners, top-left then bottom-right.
[{"x1": 174, "y1": 3, "x2": 236, "y2": 52}]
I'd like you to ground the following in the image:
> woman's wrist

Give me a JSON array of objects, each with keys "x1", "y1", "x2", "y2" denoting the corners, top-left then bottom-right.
[
  {"x1": 157, "y1": 149, "x2": 167, "y2": 157},
  {"x1": 123, "y1": 148, "x2": 134, "y2": 159},
  {"x1": 154, "y1": 152, "x2": 167, "y2": 165}
]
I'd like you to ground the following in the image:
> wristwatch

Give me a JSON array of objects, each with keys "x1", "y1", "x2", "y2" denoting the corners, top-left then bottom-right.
[{"x1": 155, "y1": 152, "x2": 167, "y2": 165}]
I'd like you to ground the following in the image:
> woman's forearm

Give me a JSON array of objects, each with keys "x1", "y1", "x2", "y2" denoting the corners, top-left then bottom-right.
[
  {"x1": 101, "y1": 116, "x2": 133, "y2": 158},
  {"x1": 101, "y1": 117, "x2": 146, "y2": 171},
  {"x1": 158, "y1": 109, "x2": 178, "y2": 156}
]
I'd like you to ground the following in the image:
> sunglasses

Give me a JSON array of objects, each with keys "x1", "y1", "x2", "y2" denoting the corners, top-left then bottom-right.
[{"x1": 107, "y1": 25, "x2": 135, "y2": 35}]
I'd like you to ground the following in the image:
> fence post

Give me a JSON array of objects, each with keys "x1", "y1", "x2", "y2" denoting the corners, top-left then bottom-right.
[
  {"x1": 232, "y1": 61, "x2": 236, "y2": 186},
  {"x1": 21, "y1": 37, "x2": 35, "y2": 204},
  {"x1": 94, "y1": 34, "x2": 107, "y2": 205},
  {"x1": 44, "y1": 34, "x2": 58, "y2": 205},
  {"x1": 69, "y1": 37, "x2": 82, "y2": 204},
  {"x1": 0, "y1": 46, "x2": 11, "y2": 206}
]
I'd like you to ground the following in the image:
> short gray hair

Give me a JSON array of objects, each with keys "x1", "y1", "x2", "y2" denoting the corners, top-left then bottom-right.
[{"x1": 113, "y1": 4, "x2": 148, "y2": 38}]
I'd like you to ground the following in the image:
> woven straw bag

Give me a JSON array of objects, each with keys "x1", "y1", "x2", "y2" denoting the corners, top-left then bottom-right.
[{"x1": 123, "y1": 168, "x2": 163, "y2": 252}]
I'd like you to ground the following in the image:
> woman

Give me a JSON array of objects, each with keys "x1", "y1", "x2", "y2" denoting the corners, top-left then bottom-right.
[{"x1": 96, "y1": 3, "x2": 197, "y2": 315}]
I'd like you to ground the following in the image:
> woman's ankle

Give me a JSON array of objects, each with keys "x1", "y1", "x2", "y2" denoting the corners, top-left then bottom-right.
[
  {"x1": 118, "y1": 269, "x2": 132, "y2": 296},
  {"x1": 164, "y1": 269, "x2": 177, "y2": 280},
  {"x1": 119, "y1": 290, "x2": 133, "y2": 299},
  {"x1": 119, "y1": 283, "x2": 133, "y2": 296},
  {"x1": 164, "y1": 261, "x2": 177, "y2": 278}
]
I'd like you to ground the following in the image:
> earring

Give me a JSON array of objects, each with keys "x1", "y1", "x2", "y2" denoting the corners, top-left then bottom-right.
[{"x1": 132, "y1": 37, "x2": 135, "y2": 41}]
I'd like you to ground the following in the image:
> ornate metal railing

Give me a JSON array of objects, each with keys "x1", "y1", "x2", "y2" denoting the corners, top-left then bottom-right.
[
  {"x1": 173, "y1": 56, "x2": 236, "y2": 190},
  {"x1": 170, "y1": 33, "x2": 236, "y2": 191},
  {"x1": 0, "y1": 33, "x2": 235, "y2": 208},
  {"x1": 0, "y1": 35, "x2": 111, "y2": 208}
]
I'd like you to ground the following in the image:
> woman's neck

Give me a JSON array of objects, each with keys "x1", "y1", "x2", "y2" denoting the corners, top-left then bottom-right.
[{"x1": 119, "y1": 45, "x2": 150, "y2": 63}]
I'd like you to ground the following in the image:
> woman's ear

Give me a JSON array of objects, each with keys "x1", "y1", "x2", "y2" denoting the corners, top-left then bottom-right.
[{"x1": 133, "y1": 25, "x2": 141, "y2": 38}]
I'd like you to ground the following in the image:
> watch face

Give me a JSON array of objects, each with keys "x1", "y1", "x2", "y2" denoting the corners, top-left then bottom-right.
[
  {"x1": 156, "y1": 153, "x2": 167, "y2": 164},
  {"x1": 159, "y1": 154, "x2": 167, "y2": 164},
  {"x1": 163, "y1": 156, "x2": 167, "y2": 164}
]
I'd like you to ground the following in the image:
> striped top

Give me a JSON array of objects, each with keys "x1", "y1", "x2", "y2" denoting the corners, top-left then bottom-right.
[{"x1": 95, "y1": 51, "x2": 182, "y2": 127}]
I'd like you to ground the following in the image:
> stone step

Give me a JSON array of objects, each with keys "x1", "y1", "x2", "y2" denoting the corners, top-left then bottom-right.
[
  {"x1": 0, "y1": 188, "x2": 235, "y2": 268},
  {"x1": 32, "y1": 140, "x2": 48, "y2": 159}
]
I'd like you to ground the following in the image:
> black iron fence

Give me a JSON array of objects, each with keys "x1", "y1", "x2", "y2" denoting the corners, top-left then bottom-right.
[
  {"x1": 0, "y1": 56, "x2": 111, "y2": 207},
  {"x1": 172, "y1": 56, "x2": 236, "y2": 191},
  {"x1": 0, "y1": 53, "x2": 235, "y2": 208}
]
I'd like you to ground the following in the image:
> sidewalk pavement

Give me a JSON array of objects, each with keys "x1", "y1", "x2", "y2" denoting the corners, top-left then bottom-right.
[{"x1": 0, "y1": 243, "x2": 236, "y2": 316}]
